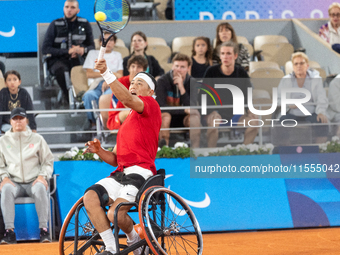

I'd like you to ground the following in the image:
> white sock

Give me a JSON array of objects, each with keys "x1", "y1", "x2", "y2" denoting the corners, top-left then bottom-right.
[
  {"x1": 99, "y1": 229, "x2": 116, "y2": 253},
  {"x1": 126, "y1": 227, "x2": 139, "y2": 241}
]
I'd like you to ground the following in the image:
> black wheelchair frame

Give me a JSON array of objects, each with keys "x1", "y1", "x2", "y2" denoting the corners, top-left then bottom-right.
[{"x1": 59, "y1": 169, "x2": 203, "y2": 255}]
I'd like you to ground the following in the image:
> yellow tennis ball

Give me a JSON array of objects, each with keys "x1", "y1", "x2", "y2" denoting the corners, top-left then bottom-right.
[{"x1": 95, "y1": 11, "x2": 107, "y2": 22}]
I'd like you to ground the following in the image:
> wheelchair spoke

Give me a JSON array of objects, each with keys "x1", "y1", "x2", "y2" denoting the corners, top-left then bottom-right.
[
  {"x1": 139, "y1": 187, "x2": 203, "y2": 255},
  {"x1": 59, "y1": 198, "x2": 105, "y2": 255}
]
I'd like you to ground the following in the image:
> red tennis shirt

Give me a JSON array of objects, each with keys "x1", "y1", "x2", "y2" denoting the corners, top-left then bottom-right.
[{"x1": 114, "y1": 96, "x2": 161, "y2": 175}]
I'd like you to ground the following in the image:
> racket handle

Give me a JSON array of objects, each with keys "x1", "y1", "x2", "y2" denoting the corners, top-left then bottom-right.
[{"x1": 98, "y1": 46, "x2": 106, "y2": 59}]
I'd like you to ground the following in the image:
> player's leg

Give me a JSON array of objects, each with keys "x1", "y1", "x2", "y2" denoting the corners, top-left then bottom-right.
[
  {"x1": 107, "y1": 184, "x2": 144, "y2": 255},
  {"x1": 184, "y1": 109, "x2": 201, "y2": 148},
  {"x1": 83, "y1": 181, "x2": 117, "y2": 254},
  {"x1": 107, "y1": 198, "x2": 134, "y2": 233},
  {"x1": 206, "y1": 111, "x2": 221, "y2": 148},
  {"x1": 238, "y1": 114, "x2": 259, "y2": 145}
]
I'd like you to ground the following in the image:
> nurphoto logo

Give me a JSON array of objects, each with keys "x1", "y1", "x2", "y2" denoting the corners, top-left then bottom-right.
[{"x1": 198, "y1": 83, "x2": 312, "y2": 128}]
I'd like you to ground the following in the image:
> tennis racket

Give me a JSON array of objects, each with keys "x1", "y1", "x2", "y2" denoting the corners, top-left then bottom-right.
[{"x1": 94, "y1": 0, "x2": 131, "y2": 59}]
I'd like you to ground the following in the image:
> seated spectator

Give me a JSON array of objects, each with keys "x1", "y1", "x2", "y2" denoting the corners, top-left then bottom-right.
[
  {"x1": 123, "y1": 31, "x2": 164, "y2": 80},
  {"x1": 42, "y1": 0, "x2": 95, "y2": 103},
  {"x1": 319, "y1": 2, "x2": 340, "y2": 54},
  {"x1": 0, "y1": 70, "x2": 36, "y2": 133},
  {"x1": 82, "y1": 32, "x2": 123, "y2": 129},
  {"x1": 0, "y1": 207, "x2": 4, "y2": 241},
  {"x1": 190, "y1": 36, "x2": 213, "y2": 78},
  {"x1": 327, "y1": 74, "x2": 340, "y2": 135},
  {"x1": 213, "y1": 22, "x2": 250, "y2": 71},
  {"x1": 107, "y1": 56, "x2": 148, "y2": 130},
  {"x1": 203, "y1": 41, "x2": 258, "y2": 147},
  {"x1": 156, "y1": 53, "x2": 201, "y2": 148},
  {"x1": 278, "y1": 52, "x2": 329, "y2": 143},
  {"x1": 165, "y1": 0, "x2": 173, "y2": 20},
  {"x1": 0, "y1": 61, "x2": 5, "y2": 77},
  {"x1": 0, "y1": 108, "x2": 54, "y2": 244}
]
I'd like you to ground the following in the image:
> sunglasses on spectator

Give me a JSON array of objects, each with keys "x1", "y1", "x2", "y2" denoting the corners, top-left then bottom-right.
[
  {"x1": 330, "y1": 13, "x2": 340, "y2": 18},
  {"x1": 293, "y1": 62, "x2": 307, "y2": 66}
]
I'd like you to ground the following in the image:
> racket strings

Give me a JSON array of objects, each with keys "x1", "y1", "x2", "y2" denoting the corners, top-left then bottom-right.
[{"x1": 95, "y1": 0, "x2": 130, "y2": 33}]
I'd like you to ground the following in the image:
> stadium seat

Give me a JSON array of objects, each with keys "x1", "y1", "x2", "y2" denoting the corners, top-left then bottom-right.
[
  {"x1": 94, "y1": 38, "x2": 130, "y2": 58},
  {"x1": 253, "y1": 35, "x2": 289, "y2": 51},
  {"x1": 258, "y1": 43, "x2": 294, "y2": 67},
  {"x1": 236, "y1": 36, "x2": 249, "y2": 45},
  {"x1": 249, "y1": 61, "x2": 280, "y2": 74},
  {"x1": 172, "y1": 36, "x2": 196, "y2": 54},
  {"x1": 70, "y1": 65, "x2": 88, "y2": 96},
  {"x1": 114, "y1": 46, "x2": 130, "y2": 58},
  {"x1": 250, "y1": 68, "x2": 285, "y2": 96},
  {"x1": 153, "y1": 0, "x2": 168, "y2": 20},
  {"x1": 147, "y1": 37, "x2": 167, "y2": 46},
  {"x1": 161, "y1": 63, "x2": 173, "y2": 73},
  {"x1": 236, "y1": 36, "x2": 254, "y2": 57},
  {"x1": 253, "y1": 35, "x2": 293, "y2": 66},
  {"x1": 0, "y1": 77, "x2": 5, "y2": 91},
  {"x1": 146, "y1": 44, "x2": 172, "y2": 65},
  {"x1": 178, "y1": 45, "x2": 192, "y2": 57}
]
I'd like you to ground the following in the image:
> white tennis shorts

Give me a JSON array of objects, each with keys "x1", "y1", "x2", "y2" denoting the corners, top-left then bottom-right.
[{"x1": 96, "y1": 165, "x2": 153, "y2": 202}]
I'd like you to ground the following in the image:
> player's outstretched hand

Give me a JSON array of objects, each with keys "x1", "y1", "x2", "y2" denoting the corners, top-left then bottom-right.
[
  {"x1": 94, "y1": 58, "x2": 108, "y2": 74},
  {"x1": 83, "y1": 138, "x2": 101, "y2": 154}
]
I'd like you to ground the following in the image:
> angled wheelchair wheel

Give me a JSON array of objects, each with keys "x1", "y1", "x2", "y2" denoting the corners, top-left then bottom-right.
[
  {"x1": 59, "y1": 197, "x2": 104, "y2": 255},
  {"x1": 138, "y1": 187, "x2": 203, "y2": 255}
]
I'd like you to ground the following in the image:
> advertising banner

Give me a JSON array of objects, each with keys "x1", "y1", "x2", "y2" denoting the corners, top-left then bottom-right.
[
  {"x1": 174, "y1": 0, "x2": 334, "y2": 21},
  {"x1": 0, "y1": 0, "x2": 94, "y2": 53}
]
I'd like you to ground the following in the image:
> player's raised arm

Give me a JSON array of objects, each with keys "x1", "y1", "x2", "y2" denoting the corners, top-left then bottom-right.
[{"x1": 94, "y1": 58, "x2": 154, "y2": 113}]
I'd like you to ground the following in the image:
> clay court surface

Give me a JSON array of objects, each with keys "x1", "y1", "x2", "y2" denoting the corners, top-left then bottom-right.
[{"x1": 1, "y1": 227, "x2": 340, "y2": 254}]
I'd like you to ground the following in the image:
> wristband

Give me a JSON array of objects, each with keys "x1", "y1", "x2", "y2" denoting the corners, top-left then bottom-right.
[{"x1": 101, "y1": 68, "x2": 116, "y2": 84}]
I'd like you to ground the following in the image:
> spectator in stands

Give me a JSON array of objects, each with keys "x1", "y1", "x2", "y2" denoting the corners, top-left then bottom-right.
[
  {"x1": 0, "y1": 107, "x2": 54, "y2": 244},
  {"x1": 123, "y1": 31, "x2": 164, "y2": 80},
  {"x1": 0, "y1": 70, "x2": 36, "y2": 133},
  {"x1": 189, "y1": 36, "x2": 213, "y2": 78},
  {"x1": 0, "y1": 61, "x2": 5, "y2": 77},
  {"x1": 319, "y1": 2, "x2": 340, "y2": 53},
  {"x1": 42, "y1": 0, "x2": 95, "y2": 103},
  {"x1": 156, "y1": 53, "x2": 201, "y2": 148},
  {"x1": 165, "y1": 0, "x2": 173, "y2": 20},
  {"x1": 82, "y1": 32, "x2": 123, "y2": 129},
  {"x1": 213, "y1": 22, "x2": 250, "y2": 71},
  {"x1": 278, "y1": 52, "x2": 329, "y2": 143},
  {"x1": 107, "y1": 56, "x2": 148, "y2": 130},
  {"x1": 327, "y1": 74, "x2": 340, "y2": 135},
  {"x1": 0, "y1": 208, "x2": 4, "y2": 241},
  {"x1": 203, "y1": 41, "x2": 258, "y2": 147}
]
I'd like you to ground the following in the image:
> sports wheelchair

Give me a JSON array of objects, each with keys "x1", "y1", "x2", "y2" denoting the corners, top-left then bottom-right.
[{"x1": 58, "y1": 169, "x2": 203, "y2": 255}]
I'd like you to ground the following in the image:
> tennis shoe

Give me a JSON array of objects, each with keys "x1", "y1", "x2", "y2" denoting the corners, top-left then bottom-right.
[
  {"x1": 1, "y1": 229, "x2": 16, "y2": 244},
  {"x1": 127, "y1": 235, "x2": 148, "y2": 255},
  {"x1": 40, "y1": 228, "x2": 51, "y2": 243}
]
